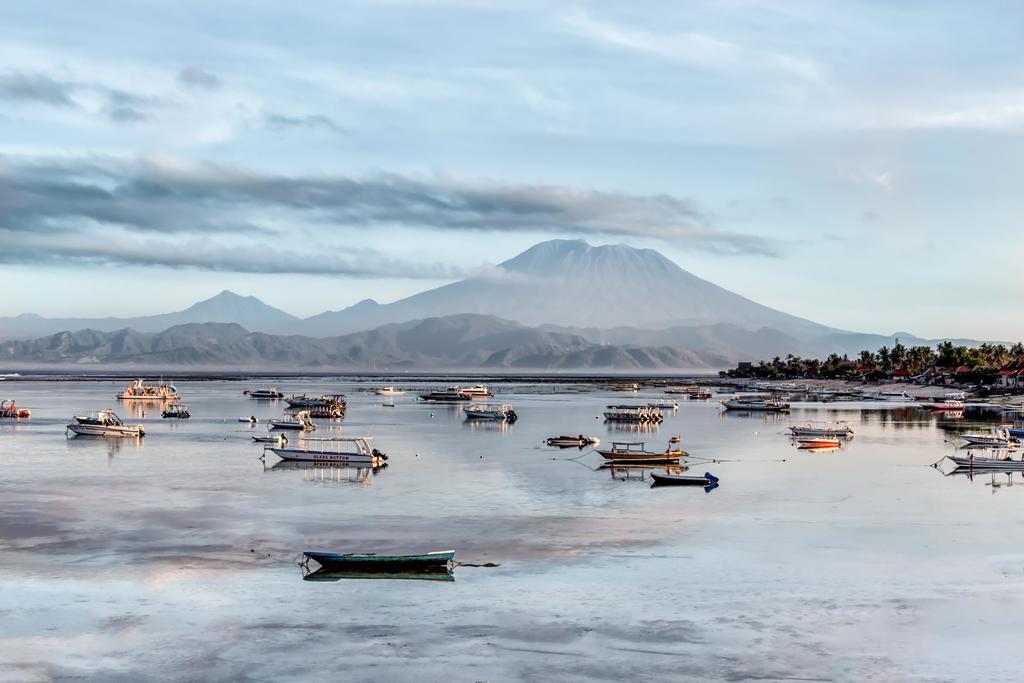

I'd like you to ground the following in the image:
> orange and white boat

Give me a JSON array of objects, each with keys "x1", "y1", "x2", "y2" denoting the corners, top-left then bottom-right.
[{"x1": 797, "y1": 437, "x2": 841, "y2": 448}]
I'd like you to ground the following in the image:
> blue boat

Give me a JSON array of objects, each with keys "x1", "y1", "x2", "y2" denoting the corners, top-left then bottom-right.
[{"x1": 303, "y1": 550, "x2": 456, "y2": 572}]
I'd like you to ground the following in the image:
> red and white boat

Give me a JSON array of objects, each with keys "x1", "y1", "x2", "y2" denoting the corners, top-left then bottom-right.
[
  {"x1": 797, "y1": 437, "x2": 841, "y2": 448},
  {"x1": 0, "y1": 399, "x2": 30, "y2": 419},
  {"x1": 923, "y1": 400, "x2": 965, "y2": 411}
]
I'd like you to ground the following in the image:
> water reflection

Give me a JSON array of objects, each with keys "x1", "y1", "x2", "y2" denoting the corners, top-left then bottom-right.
[
  {"x1": 462, "y1": 419, "x2": 512, "y2": 433},
  {"x1": 64, "y1": 434, "x2": 144, "y2": 456},
  {"x1": 606, "y1": 422, "x2": 660, "y2": 434},
  {"x1": 265, "y1": 460, "x2": 386, "y2": 486}
]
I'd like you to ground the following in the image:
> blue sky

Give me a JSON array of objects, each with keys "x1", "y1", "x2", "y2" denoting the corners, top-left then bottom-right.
[{"x1": 1, "y1": 1, "x2": 1022, "y2": 339}]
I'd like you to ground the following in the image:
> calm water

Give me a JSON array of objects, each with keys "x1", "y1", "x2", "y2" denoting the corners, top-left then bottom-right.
[{"x1": 1, "y1": 379, "x2": 1022, "y2": 682}]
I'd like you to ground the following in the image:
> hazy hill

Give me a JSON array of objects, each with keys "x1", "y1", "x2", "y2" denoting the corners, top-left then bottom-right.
[{"x1": 0, "y1": 316, "x2": 730, "y2": 370}]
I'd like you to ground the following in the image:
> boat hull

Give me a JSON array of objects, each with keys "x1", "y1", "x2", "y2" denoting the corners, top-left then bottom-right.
[
  {"x1": 305, "y1": 550, "x2": 455, "y2": 571},
  {"x1": 597, "y1": 449, "x2": 686, "y2": 463},
  {"x1": 266, "y1": 447, "x2": 379, "y2": 465}
]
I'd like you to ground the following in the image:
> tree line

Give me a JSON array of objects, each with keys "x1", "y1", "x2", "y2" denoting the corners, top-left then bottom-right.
[{"x1": 724, "y1": 339, "x2": 1024, "y2": 380}]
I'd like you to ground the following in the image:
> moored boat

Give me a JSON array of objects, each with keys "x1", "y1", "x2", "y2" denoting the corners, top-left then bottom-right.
[
  {"x1": 960, "y1": 428, "x2": 1017, "y2": 448},
  {"x1": 546, "y1": 434, "x2": 600, "y2": 448},
  {"x1": 463, "y1": 402, "x2": 517, "y2": 422},
  {"x1": 935, "y1": 454, "x2": 1024, "y2": 473},
  {"x1": 923, "y1": 400, "x2": 965, "y2": 411},
  {"x1": 245, "y1": 388, "x2": 284, "y2": 399},
  {"x1": 419, "y1": 386, "x2": 471, "y2": 402},
  {"x1": 116, "y1": 378, "x2": 180, "y2": 401},
  {"x1": 285, "y1": 394, "x2": 347, "y2": 409},
  {"x1": 269, "y1": 410, "x2": 315, "y2": 431},
  {"x1": 797, "y1": 437, "x2": 841, "y2": 448},
  {"x1": 265, "y1": 436, "x2": 386, "y2": 466},
  {"x1": 788, "y1": 421, "x2": 854, "y2": 438},
  {"x1": 0, "y1": 399, "x2": 31, "y2": 419},
  {"x1": 303, "y1": 549, "x2": 455, "y2": 573},
  {"x1": 461, "y1": 384, "x2": 493, "y2": 398},
  {"x1": 161, "y1": 403, "x2": 191, "y2": 419},
  {"x1": 650, "y1": 471, "x2": 719, "y2": 487},
  {"x1": 66, "y1": 410, "x2": 144, "y2": 437},
  {"x1": 720, "y1": 394, "x2": 790, "y2": 412},
  {"x1": 648, "y1": 400, "x2": 679, "y2": 411},
  {"x1": 252, "y1": 434, "x2": 288, "y2": 444},
  {"x1": 597, "y1": 437, "x2": 686, "y2": 463},
  {"x1": 603, "y1": 405, "x2": 664, "y2": 423}
]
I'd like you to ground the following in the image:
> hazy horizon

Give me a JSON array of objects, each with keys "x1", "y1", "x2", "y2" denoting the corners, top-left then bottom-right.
[{"x1": 3, "y1": 2, "x2": 1022, "y2": 339}]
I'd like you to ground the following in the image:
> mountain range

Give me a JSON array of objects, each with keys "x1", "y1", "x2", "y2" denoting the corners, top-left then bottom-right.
[{"x1": 0, "y1": 239, "x2": 984, "y2": 368}]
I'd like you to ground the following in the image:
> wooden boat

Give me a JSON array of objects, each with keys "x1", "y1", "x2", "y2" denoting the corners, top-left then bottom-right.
[
  {"x1": 304, "y1": 549, "x2": 455, "y2": 572},
  {"x1": 546, "y1": 435, "x2": 600, "y2": 448},
  {"x1": 244, "y1": 389, "x2": 283, "y2": 399},
  {"x1": 269, "y1": 410, "x2": 315, "y2": 431},
  {"x1": 935, "y1": 454, "x2": 1024, "y2": 472},
  {"x1": 797, "y1": 437, "x2": 841, "y2": 448},
  {"x1": 788, "y1": 422, "x2": 854, "y2": 438},
  {"x1": 66, "y1": 410, "x2": 144, "y2": 437},
  {"x1": 651, "y1": 471, "x2": 719, "y2": 487},
  {"x1": 374, "y1": 387, "x2": 406, "y2": 396},
  {"x1": 161, "y1": 403, "x2": 191, "y2": 419},
  {"x1": 116, "y1": 378, "x2": 180, "y2": 401},
  {"x1": 597, "y1": 438, "x2": 686, "y2": 463},
  {"x1": 265, "y1": 436, "x2": 386, "y2": 466},
  {"x1": 463, "y1": 402, "x2": 517, "y2": 422},
  {"x1": 0, "y1": 399, "x2": 31, "y2": 419}
]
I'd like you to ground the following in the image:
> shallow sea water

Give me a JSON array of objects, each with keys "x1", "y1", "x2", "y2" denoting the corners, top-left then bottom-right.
[{"x1": 1, "y1": 379, "x2": 1023, "y2": 682}]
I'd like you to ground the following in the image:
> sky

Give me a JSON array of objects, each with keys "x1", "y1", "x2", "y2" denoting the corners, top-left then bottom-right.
[{"x1": 1, "y1": 0, "x2": 1022, "y2": 339}]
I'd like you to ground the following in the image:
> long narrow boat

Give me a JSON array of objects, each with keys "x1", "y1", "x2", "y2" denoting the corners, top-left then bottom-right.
[
  {"x1": 546, "y1": 435, "x2": 600, "y2": 448},
  {"x1": 788, "y1": 422, "x2": 854, "y2": 438},
  {"x1": 597, "y1": 439, "x2": 686, "y2": 463},
  {"x1": 650, "y1": 471, "x2": 719, "y2": 487},
  {"x1": 935, "y1": 455, "x2": 1024, "y2": 472},
  {"x1": 265, "y1": 436, "x2": 386, "y2": 466},
  {"x1": 303, "y1": 567, "x2": 454, "y2": 582},
  {"x1": 304, "y1": 549, "x2": 455, "y2": 572},
  {"x1": 720, "y1": 395, "x2": 790, "y2": 412}
]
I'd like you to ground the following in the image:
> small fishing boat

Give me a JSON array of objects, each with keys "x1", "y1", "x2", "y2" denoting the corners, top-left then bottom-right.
[
  {"x1": 597, "y1": 437, "x2": 686, "y2": 463},
  {"x1": 304, "y1": 549, "x2": 455, "y2": 572},
  {"x1": 546, "y1": 435, "x2": 600, "y2": 448},
  {"x1": 161, "y1": 403, "x2": 191, "y2": 419},
  {"x1": 788, "y1": 422, "x2": 854, "y2": 438},
  {"x1": 463, "y1": 402, "x2": 517, "y2": 422},
  {"x1": 66, "y1": 410, "x2": 144, "y2": 437},
  {"x1": 269, "y1": 410, "x2": 316, "y2": 431},
  {"x1": 797, "y1": 437, "x2": 841, "y2": 448},
  {"x1": 252, "y1": 434, "x2": 287, "y2": 444},
  {"x1": 116, "y1": 378, "x2": 180, "y2": 401},
  {"x1": 648, "y1": 400, "x2": 679, "y2": 411},
  {"x1": 651, "y1": 471, "x2": 719, "y2": 487},
  {"x1": 935, "y1": 454, "x2": 1024, "y2": 472},
  {"x1": 239, "y1": 416, "x2": 259, "y2": 424},
  {"x1": 265, "y1": 437, "x2": 386, "y2": 466},
  {"x1": 720, "y1": 395, "x2": 790, "y2": 412},
  {"x1": 244, "y1": 389, "x2": 283, "y2": 399},
  {"x1": 375, "y1": 387, "x2": 406, "y2": 396},
  {"x1": 0, "y1": 399, "x2": 31, "y2": 419},
  {"x1": 285, "y1": 394, "x2": 347, "y2": 409}
]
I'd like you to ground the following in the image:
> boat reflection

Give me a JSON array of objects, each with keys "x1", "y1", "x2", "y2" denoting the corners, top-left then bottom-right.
[
  {"x1": 266, "y1": 460, "x2": 386, "y2": 485},
  {"x1": 601, "y1": 462, "x2": 685, "y2": 481},
  {"x1": 939, "y1": 468, "x2": 1024, "y2": 493},
  {"x1": 462, "y1": 419, "x2": 512, "y2": 433},
  {"x1": 606, "y1": 421, "x2": 660, "y2": 434},
  {"x1": 302, "y1": 565, "x2": 454, "y2": 582},
  {"x1": 65, "y1": 434, "x2": 143, "y2": 456},
  {"x1": 719, "y1": 410, "x2": 787, "y2": 424}
]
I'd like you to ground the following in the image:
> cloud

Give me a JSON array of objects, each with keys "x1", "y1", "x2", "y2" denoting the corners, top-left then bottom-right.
[
  {"x1": 0, "y1": 154, "x2": 780, "y2": 268},
  {"x1": 177, "y1": 66, "x2": 220, "y2": 90},
  {"x1": 562, "y1": 9, "x2": 822, "y2": 83},
  {"x1": 264, "y1": 113, "x2": 345, "y2": 133},
  {"x1": 0, "y1": 72, "x2": 77, "y2": 107}
]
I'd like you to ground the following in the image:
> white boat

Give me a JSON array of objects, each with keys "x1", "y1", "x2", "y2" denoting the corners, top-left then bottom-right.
[
  {"x1": 269, "y1": 410, "x2": 316, "y2": 431},
  {"x1": 647, "y1": 400, "x2": 679, "y2": 411},
  {"x1": 603, "y1": 405, "x2": 664, "y2": 423},
  {"x1": 245, "y1": 389, "x2": 283, "y2": 399},
  {"x1": 788, "y1": 421, "x2": 854, "y2": 438},
  {"x1": 461, "y1": 384, "x2": 493, "y2": 398},
  {"x1": 720, "y1": 395, "x2": 790, "y2": 412},
  {"x1": 116, "y1": 378, "x2": 180, "y2": 401},
  {"x1": 935, "y1": 454, "x2": 1024, "y2": 473},
  {"x1": 463, "y1": 402, "x2": 517, "y2": 421},
  {"x1": 66, "y1": 410, "x2": 145, "y2": 437},
  {"x1": 161, "y1": 403, "x2": 191, "y2": 419},
  {"x1": 961, "y1": 428, "x2": 1017, "y2": 448},
  {"x1": 265, "y1": 436, "x2": 387, "y2": 466},
  {"x1": 375, "y1": 387, "x2": 406, "y2": 396},
  {"x1": 252, "y1": 434, "x2": 288, "y2": 444}
]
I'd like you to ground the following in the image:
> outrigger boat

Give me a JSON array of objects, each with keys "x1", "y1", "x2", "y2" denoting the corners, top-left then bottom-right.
[
  {"x1": 597, "y1": 437, "x2": 686, "y2": 463},
  {"x1": 66, "y1": 410, "x2": 144, "y2": 437},
  {"x1": 0, "y1": 399, "x2": 31, "y2": 419},
  {"x1": 788, "y1": 421, "x2": 854, "y2": 438},
  {"x1": 244, "y1": 389, "x2": 284, "y2": 399},
  {"x1": 303, "y1": 549, "x2": 455, "y2": 573},
  {"x1": 603, "y1": 405, "x2": 664, "y2": 423},
  {"x1": 265, "y1": 436, "x2": 387, "y2": 466},
  {"x1": 935, "y1": 454, "x2": 1024, "y2": 473},
  {"x1": 116, "y1": 378, "x2": 180, "y2": 401},
  {"x1": 546, "y1": 434, "x2": 600, "y2": 448},
  {"x1": 651, "y1": 471, "x2": 719, "y2": 487},
  {"x1": 720, "y1": 394, "x2": 790, "y2": 412},
  {"x1": 269, "y1": 410, "x2": 315, "y2": 431},
  {"x1": 161, "y1": 403, "x2": 191, "y2": 419},
  {"x1": 463, "y1": 402, "x2": 517, "y2": 422}
]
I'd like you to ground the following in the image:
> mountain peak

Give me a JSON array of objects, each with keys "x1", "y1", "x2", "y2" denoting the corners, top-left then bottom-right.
[{"x1": 499, "y1": 239, "x2": 676, "y2": 277}]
